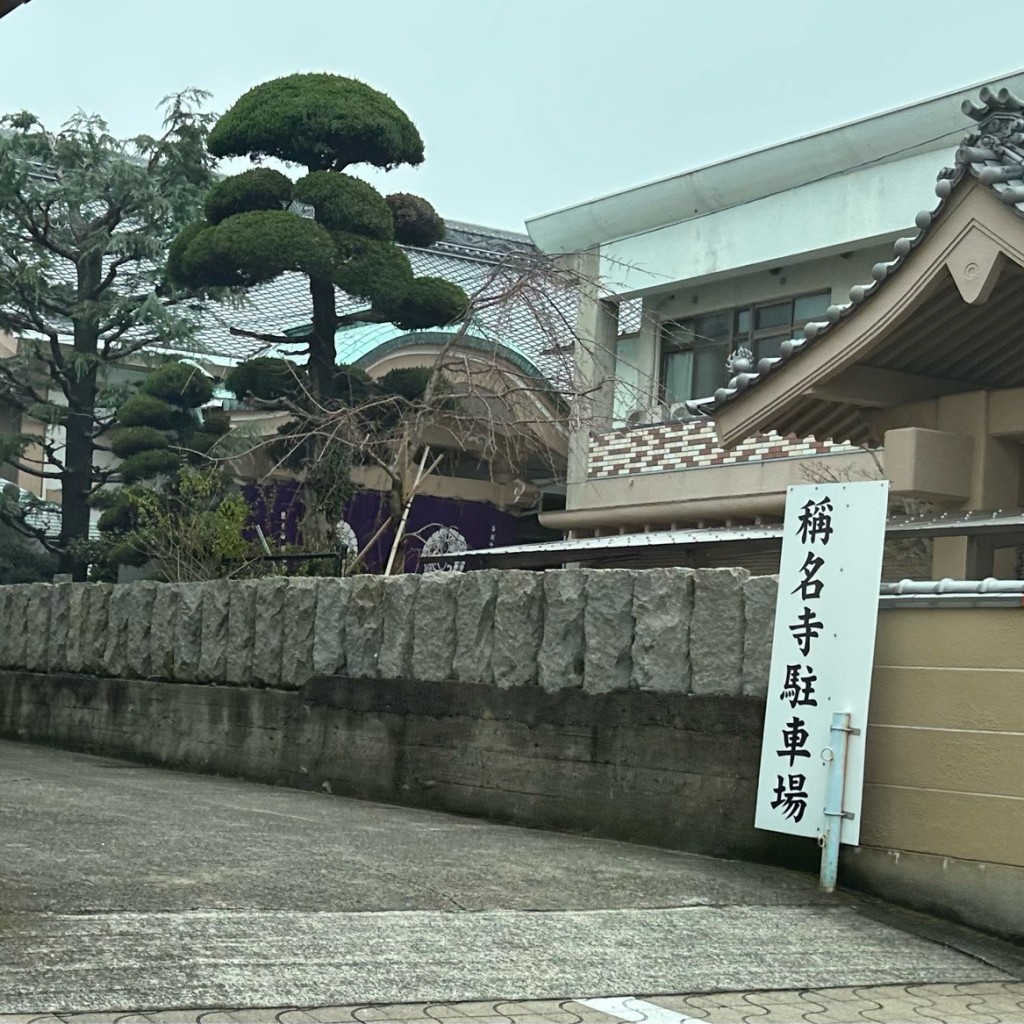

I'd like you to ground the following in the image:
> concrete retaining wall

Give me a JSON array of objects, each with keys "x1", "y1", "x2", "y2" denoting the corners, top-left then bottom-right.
[
  {"x1": 0, "y1": 568, "x2": 774, "y2": 696},
  {"x1": 0, "y1": 669, "x2": 811, "y2": 867}
]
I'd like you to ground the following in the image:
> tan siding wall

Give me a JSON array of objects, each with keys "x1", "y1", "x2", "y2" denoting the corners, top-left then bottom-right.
[{"x1": 863, "y1": 608, "x2": 1024, "y2": 869}]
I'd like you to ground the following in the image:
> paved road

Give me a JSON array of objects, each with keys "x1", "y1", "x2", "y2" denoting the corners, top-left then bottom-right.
[{"x1": 0, "y1": 740, "x2": 1019, "y2": 1017}]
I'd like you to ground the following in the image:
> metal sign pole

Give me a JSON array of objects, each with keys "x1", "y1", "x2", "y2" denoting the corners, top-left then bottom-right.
[{"x1": 819, "y1": 712, "x2": 859, "y2": 892}]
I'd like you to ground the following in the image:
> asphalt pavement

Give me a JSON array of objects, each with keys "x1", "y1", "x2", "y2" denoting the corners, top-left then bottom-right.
[{"x1": 0, "y1": 740, "x2": 1018, "y2": 1016}]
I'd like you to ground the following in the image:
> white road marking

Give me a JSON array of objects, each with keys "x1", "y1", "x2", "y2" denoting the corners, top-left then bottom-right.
[{"x1": 576, "y1": 996, "x2": 706, "y2": 1024}]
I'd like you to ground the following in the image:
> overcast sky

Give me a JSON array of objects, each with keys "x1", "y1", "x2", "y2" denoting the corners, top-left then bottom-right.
[{"x1": 3, "y1": 0, "x2": 1023, "y2": 233}]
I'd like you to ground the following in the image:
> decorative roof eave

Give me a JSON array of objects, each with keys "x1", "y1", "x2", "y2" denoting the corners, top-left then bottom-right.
[
  {"x1": 354, "y1": 330, "x2": 571, "y2": 422},
  {"x1": 713, "y1": 180, "x2": 1024, "y2": 447},
  {"x1": 353, "y1": 330, "x2": 553, "y2": 386},
  {"x1": 685, "y1": 86, "x2": 1024, "y2": 440},
  {"x1": 0, "y1": 0, "x2": 31, "y2": 19}
]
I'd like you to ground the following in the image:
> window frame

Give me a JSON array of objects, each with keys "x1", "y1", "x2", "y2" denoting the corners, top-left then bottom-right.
[{"x1": 658, "y1": 290, "x2": 831, "y2": 404}]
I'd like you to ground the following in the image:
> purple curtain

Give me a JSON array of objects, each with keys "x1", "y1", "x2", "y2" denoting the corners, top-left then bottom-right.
[{"x1": 241, "y1": 482, "x2": 521, "y2": 573}]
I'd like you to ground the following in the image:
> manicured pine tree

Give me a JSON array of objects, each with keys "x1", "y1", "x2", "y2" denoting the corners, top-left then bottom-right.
[{"x1": 168, "y1": 73, "x2": 468, "y2": 401}]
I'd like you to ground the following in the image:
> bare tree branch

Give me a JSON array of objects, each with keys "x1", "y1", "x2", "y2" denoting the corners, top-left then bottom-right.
[{"x1": 4, "y1": 457, "x2": 64, "y2": 480}]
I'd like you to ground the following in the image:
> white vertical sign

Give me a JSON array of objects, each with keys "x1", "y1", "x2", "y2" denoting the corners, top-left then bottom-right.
[{"x1": 755, "y1": 480, "x2": 889, "y2": 845}]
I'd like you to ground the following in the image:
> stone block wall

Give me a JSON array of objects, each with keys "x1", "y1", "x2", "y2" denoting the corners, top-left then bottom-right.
[{"x1": 0, "y1": 568, "x2": 777, "y2": 696}]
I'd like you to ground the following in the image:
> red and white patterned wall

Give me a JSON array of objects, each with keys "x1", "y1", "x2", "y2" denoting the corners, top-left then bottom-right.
[{"x1": 588, "y1": 420, "x2": 862, "y2": 479}]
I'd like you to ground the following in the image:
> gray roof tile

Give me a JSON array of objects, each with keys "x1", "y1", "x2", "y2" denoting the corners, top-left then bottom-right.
[{"x1": 188, "y1": 221, "x2": 577, "y2": 386}]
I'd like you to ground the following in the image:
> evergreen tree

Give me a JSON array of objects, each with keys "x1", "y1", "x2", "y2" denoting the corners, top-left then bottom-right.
[
  {"x1": 108, "y1": 360, "x2": 227, "y2": 483},
  {"x1": 168, "y1": 74, "x2": 467, "y2": 401},
  {"x1": 0, "y1": 92, "x2": 217, "y2": 578},
  {"x1": 89, "y1": 360, "x2": 230, "y2": 577}
]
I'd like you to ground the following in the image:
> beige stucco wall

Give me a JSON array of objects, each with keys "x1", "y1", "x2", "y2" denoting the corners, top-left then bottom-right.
[
  {"x1": 869, "y1": 387, "x2": 1024, "y2": 577},
  {"x1": 648, "y1": 243, "x2": 896, "y2": 326},
  {"x1": 849, "y1": 607, "x2": 1024, "y2": 937}
]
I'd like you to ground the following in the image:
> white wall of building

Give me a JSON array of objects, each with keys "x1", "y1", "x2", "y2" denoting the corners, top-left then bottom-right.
[{"x1": 600, "y1": 151, "x2": 945, "y2": 297}]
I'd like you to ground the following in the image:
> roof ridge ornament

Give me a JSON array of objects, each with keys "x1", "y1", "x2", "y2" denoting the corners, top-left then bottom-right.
[
  {"x1": 955, "y1": 86, "x2": 1024, "y2": 177},
  {"x1": 725, "y1": 345, "x2": 754, "y2": 375},
  {"x1": 961, "y1": 86, "x2": 1024, "y2": 122}
]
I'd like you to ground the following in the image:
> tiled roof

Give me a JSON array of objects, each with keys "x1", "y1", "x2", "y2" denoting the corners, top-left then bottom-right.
[
  {"x1": 2, "y1": 167, "x2": 576, "y2": 385},
  {"x1": 6, "y1": 124, "x2": 564, "y2": 363},
  {"x1": 189, "y1": 221, "x2": 577, "y2": 387},
  {"x1": 685, "y1": 85, "x2": 1024, "y2": 418}
]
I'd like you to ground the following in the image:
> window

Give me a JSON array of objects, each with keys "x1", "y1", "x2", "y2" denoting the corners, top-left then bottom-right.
[
  {"x1": 659, "y1": 291, "x2": 831, "y2": 404},
  {"x1": 660, "y1": 314, "x2": 731, "y2": 407}
]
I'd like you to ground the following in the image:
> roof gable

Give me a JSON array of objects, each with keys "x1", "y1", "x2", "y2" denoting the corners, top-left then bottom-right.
[{"x1": 705, "y1": 86, "x2": 1024, "y2": 446}]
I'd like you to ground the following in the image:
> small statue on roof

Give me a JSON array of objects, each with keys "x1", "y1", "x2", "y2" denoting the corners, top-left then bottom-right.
[{"x1": 725, "y1": 345, "x2": 754, "y2": 376}]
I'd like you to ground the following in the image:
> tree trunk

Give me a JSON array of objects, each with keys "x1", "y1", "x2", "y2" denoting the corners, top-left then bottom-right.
[
  {"x1": 302, "y1": 275, "x2": 343, "y2": 552},
  {"x1": 308, "y1": 275, "x2": 337, "y2": 401},
  {"x1": 58, "y1": 252, "x2": 101, "y2": 581},
  {"x1": 59, "y1": 375, "x2": 97, "y2": 580}
]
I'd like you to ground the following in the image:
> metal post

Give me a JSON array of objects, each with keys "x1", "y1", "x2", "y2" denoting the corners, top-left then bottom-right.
[{"x1": 819, "y1": 711, "x2": 859, "y2": 893}]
